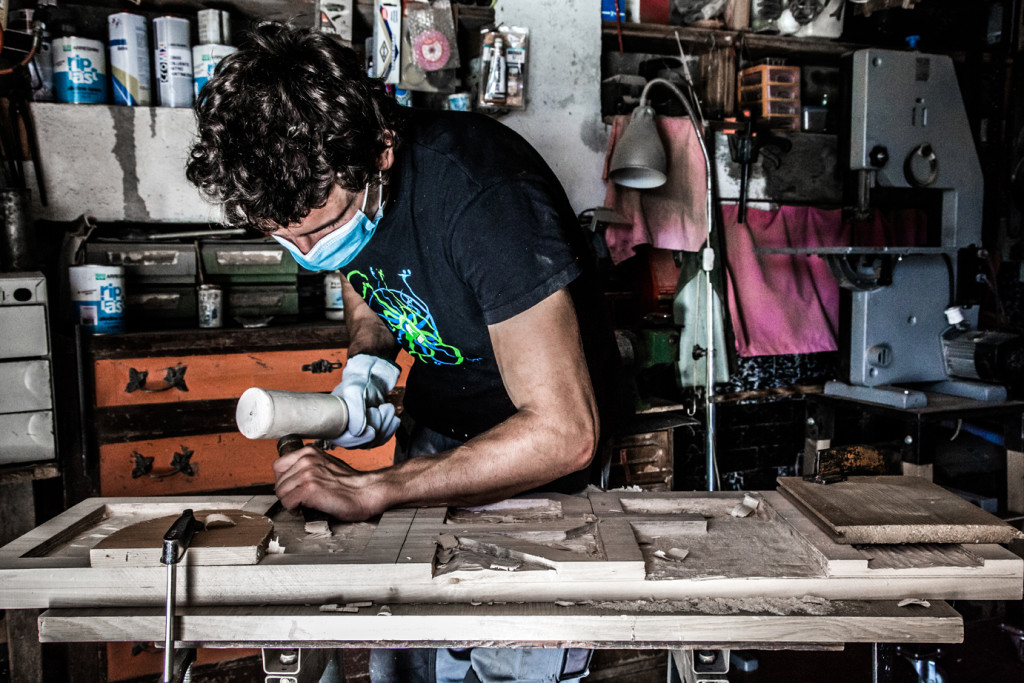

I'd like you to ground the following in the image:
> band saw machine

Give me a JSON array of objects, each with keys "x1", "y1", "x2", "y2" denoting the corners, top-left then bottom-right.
[{"x1": 773, "y1": 48, "x2": 1024, "y2": 409}]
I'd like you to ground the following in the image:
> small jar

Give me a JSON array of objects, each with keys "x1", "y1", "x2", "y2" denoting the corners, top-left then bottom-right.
[{"x1": 324, "y1": 271, "x2": 344, "y2": 321}]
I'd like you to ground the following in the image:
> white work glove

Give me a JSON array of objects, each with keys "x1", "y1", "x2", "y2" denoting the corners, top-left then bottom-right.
[{"x1": 331, "y1": 354, "x2": 402, "y2": 449}]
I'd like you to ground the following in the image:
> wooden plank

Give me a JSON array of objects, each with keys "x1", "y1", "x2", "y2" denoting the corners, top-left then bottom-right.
[
  {"x1": 0, "y1": 492, "x2": 1021, "y2": 610},
  {"x1": 36, "y1": 600, "x2": 964, "y2": 648},
  {"x1": 777, "y1": 476, "x2": 1024, "y2": 544},
  {"x1": 90, "y1": 510, "x2": 273, "y2": 567}
]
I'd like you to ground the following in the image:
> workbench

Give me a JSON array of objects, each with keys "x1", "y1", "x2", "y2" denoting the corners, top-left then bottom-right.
[{"x1": 1, "y1": 487, "x2": 1020, "y2": 680}]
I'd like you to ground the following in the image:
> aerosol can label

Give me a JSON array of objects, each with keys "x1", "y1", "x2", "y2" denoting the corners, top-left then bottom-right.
[
  {"x1": 52, "y1": 37, "x2": 108, "y2": 104},
  {"x1": 108, "y1": 13, "x2": 151, "y2": 106},
  {"x1": 153, "y1": 16, "x2": 193, "y2": 108}
]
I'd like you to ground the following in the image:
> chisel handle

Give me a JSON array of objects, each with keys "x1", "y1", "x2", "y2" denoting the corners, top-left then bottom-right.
[{"x1": 276, "y1": 435, "x2": 331, "y2": 524}]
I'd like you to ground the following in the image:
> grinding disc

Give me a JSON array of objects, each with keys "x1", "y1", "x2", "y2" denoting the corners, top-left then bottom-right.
[{"x1": 412, "y1": 29, "x2": 451, "y2": 71}]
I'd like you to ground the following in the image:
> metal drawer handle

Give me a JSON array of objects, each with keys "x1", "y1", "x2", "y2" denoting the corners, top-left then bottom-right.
[
  {"x1": 125, "y1": 363, "x2": 189, "y2": 393},
  {"x1": 302, "y1": 359, "x2": 344, "y2": 374},
  {"x1": 131, "y1": 446, "x2": 197, "y2": 479}
]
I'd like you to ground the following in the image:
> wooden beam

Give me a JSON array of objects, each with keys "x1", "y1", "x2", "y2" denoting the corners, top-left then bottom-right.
[{"x1": 37, "y1": 601, "x2": 964, "y2": 648}]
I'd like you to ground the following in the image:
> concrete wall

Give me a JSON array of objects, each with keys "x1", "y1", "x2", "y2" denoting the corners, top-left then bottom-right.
[
  {"x1": 25, "y1": 0, "x2": 608, "y2": 223},
  {"x1": 495, "y1": 0, "x2": 609, "y2": 215},
  {"x1": 26, "y1": 103, "x2": 222, "y2": 224}
]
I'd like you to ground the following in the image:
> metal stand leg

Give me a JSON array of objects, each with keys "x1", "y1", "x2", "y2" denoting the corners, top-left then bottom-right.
[
  {"x1": 263, "y1": 648, "x2": 331, "y2": 683},
  {"x1": 873, "y1": 643, "x2": 894, "y2": 683},
  {"x1": 670, "y1": 649, "x2": 730, "y2": 683}
]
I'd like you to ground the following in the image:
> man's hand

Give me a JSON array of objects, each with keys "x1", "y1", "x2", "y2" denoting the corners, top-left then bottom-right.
[
  {"x1": 331, "y1": 354, "x2": 402, "y2": 449},
  {"x1": 272, "y1": 445, "x2": 388, "y2": 521}
]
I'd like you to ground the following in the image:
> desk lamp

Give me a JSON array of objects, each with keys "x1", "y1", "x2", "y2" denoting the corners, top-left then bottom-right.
[{"x1": 608, "y1": 77, "x2": 718, "y2": 491}]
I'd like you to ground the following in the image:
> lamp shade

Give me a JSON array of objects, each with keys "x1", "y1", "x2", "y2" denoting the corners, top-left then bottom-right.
[{"x1": 608, "y1": 105, "x2": 667, "y2": 189}]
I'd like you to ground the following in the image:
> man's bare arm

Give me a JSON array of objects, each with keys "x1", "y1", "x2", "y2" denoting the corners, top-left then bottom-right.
[
  {"x1": 340, "y1": 275, "x2": 399, "y2": 360},
  {"x1": 273, "y1": 287, "x2": 599, "y2": 519}
]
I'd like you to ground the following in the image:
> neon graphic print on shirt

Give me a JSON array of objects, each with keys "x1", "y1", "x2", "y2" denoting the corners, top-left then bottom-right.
[{"x1": 346, "y1": 267, "x2": 481, "y2": 366}]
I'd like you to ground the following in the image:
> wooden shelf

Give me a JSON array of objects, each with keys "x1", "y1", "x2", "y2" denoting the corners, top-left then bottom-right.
[
  {"x1": 602, "y1": 20, "x2": 865, "y2": 60},
  {"x1": 0, "y1": 462, "x2": 60, "y2": 485}
]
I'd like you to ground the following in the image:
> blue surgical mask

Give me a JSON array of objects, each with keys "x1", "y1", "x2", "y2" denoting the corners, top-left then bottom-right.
[{"x1": 274, "y1": 182, "x2": 384, "y2": 272}]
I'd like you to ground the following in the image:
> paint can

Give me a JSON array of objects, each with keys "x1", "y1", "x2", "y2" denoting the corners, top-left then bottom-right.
[
  {"x1": 153, "y1": 16, "x2": 193, "y2": 108},
  {"x1": 323, "y1": 271, "x2": 345, "y2": 321},
  {"x1": 108, "y1": 12, "x2": 152, "y2": 106},
  {"x1": 197, "y1": 9, "x2": 231, "y2": 45},
  {"x1": 446, "y1": 92, "x2": 471, "y2": 111},
  {"x1": 192, "y1": 43, "x2": 237, "y2": 98},
  {"x1": 52, "y1": 37, "x2": 108, "y2": 104},
  {"x1": 197, "y1": 284, "x2": 223, "y2": 328},
  {"x1": 394, "y1": 88, "x2": 413, "y2": 107},
  {"x1": 69, "y1": 265, "x2": 125, "y2": 334}
]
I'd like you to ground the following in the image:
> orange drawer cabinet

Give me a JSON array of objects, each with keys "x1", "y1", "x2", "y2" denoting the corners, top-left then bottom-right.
[
  {"x1": 74, "y1": 323, "x2": 412, "y2": 682},
  {"x1": 82, "y1": 323, "x2": 412, "y2": 497}
]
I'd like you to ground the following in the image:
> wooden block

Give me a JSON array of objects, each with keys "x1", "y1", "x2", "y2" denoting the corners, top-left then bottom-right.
[
  {"x1": 777, "y1": 476, "x2": 1024, "y2": 545},
  {"x1": 90, "y1": 509, "x2": 273, "y2": 567}
]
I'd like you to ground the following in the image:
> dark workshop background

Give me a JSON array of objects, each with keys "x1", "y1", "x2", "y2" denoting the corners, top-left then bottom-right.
[{"x1": 1, "y1": 1, "x2": 1024, "y2": 682}]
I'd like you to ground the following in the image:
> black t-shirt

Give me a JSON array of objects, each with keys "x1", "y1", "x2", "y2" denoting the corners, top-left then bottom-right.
[{"x1": 343, "y1": 110, "x2": 621, "y2": 457}]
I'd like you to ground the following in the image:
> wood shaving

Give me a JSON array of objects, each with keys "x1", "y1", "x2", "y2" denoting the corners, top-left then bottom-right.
[
  {"x1": 266, "y1": 537, "x2": 285, "y2": 554},
  {"x1": 730, "y1": 494, "x2": 760, "y2": 518},
  {"x1": 898, "y1": 598, "x2": 931, "y2": 608},
  {"x1": 304, "y1": 520, "x2": 332, "y2": 538},
  {"x1": 203, "y1": 513, "x2": 237, "y2": 529},
  {"x1": 377, "y1": 605, "x2": 392, "y2": 616},
  {"x1": 435, "y1": 533, "x2": 459, "y2": 550},
  {"x1": 319, "y1": 604, "x2": 358, "y2": 613}
]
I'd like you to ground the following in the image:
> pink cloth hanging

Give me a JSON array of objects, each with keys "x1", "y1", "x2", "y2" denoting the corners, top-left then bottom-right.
[
  {"x1": 723, "y1": 205, "x2": 928, "y2": 357},
  {"x1": 602, "y1": 115, "x2": 709, "y2": 264}
]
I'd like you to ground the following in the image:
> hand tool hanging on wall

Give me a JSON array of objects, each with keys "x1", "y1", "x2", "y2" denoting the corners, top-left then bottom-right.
[
  {"x1": 161, "y1": 509, "x2": 201, "y2": 683},
  {"x1": 724, "y1": 110, "x2": 792, "y2": 224}
]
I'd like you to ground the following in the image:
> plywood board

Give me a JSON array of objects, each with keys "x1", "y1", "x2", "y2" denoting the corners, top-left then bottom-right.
[
  {"x1": 90, "y1": 509, "x2": 274, "y2": 567},
  {"x1": 37, "y1": 600, "x2": 964, "y2": 649},
  {"x1": 0, "y1": 491, "x2": 1020, "y2": 611},
  {"x1": 777, "y1": 476, "x2": 1024, "y2": 544}
]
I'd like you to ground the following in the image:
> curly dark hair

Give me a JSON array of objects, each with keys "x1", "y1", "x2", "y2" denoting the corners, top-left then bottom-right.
[{"x1": 186, "y1": 23, "x2": 406, "y2": 231}]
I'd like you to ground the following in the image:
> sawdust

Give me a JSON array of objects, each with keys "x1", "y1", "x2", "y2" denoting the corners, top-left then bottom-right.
[{"x1": 583, "y1": 596, "x2": 836, "y2": 615}]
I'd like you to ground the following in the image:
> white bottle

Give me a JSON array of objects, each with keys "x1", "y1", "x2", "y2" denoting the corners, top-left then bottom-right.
[{"x1": 324, "y1": 271, "x2": 345, "y2": 321}]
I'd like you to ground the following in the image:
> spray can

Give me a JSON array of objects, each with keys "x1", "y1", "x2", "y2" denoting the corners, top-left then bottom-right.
[
  {"x1": 192, "y1": 43, "x2": 236, "y2": 98},
  {"x1": 153, "y1": 16, "x2": 193, "y2": 108},
  {"x1": 52, "y1": 36, "x2": 108, "y2": 104},
  {"x1": 197, "y1": 9, "x2": 231, "y2": 45},
  {"x1": 108, "y1": 12, "x2": 151, "y2": 106}
]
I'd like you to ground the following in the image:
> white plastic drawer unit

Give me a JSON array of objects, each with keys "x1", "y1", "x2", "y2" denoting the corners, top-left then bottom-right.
[
  {"x1": 0, "y1": 360, "x2": 53, "y2": 413},
  {"x1": 0, "y1": 307, "x2": 49, "y2": 360},
  {"x1": 0, "y1": 272, "x2": 57, "y2": 465},
  {"x1": 0, "y1": 411, "x2": 55, "y2": 464}
]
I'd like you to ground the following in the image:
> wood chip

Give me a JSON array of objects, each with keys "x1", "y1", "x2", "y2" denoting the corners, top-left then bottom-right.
[
  {"x1": 319, "y1": 604, "x2": 358, "y2": 613},
  {"x1": 266, "y1": 537, "x2": 285, "y2": 554},
  {"x1": 203, "y1": 513, "x2": 237, "y2": 529},
  {"x1": 898, "y1": 598, "x2": 931, "y2": 608},
  {"x1": 435, "y1": 533, "x2": 459, "y2": 550},
  {"x1": 730, "y1": 494, "x2": 760, "y2": 518},
  {"x1": 304, "y1": 520, "x2": 332, "y2": 538}
]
